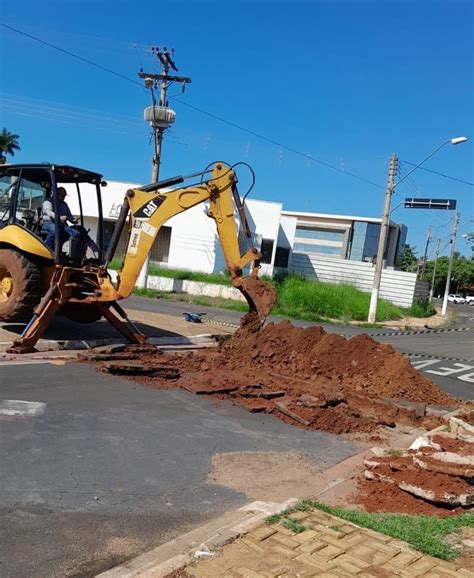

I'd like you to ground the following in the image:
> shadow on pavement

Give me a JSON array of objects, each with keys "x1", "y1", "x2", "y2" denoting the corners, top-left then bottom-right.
[{"x1": 0, "y1": 315, "x2": 182, "y2": 341}]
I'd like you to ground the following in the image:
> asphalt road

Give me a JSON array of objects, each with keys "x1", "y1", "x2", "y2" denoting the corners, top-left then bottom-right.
[
  {"x1": 0, "y1": 363, "x2": 359, "y2": 578},
  {"x1": 1, "y1": 297, "x2": 472, "y2": 576}
]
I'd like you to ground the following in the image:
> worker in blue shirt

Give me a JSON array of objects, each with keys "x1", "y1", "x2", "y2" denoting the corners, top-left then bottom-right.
[{"x1": 42, "y1": 187, "x2": 81, "y2": 250}]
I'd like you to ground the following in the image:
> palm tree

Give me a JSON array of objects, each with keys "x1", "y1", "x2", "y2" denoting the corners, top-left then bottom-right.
[{"x1": 0, "y1": 129, "x2": 21, "y2": 165}]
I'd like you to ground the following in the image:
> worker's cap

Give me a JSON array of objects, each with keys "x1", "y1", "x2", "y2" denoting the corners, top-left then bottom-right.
[{"x1": 57, "y1": 186, "x2": 68, "y2": 195}]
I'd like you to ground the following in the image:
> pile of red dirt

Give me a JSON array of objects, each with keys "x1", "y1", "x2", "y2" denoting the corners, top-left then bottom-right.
[
  {"x1": 87, "y1": 321, "x2": 459, "y2": 436},
  {"x1": 355, "y1": 477, "x2": 468, "y2": 516},
  {"x1": 221, "y1": 321, "x2": 454, "y2": 404},
  {"x1": 356, "y1": 422, "x2": 474, "y2": 515}
]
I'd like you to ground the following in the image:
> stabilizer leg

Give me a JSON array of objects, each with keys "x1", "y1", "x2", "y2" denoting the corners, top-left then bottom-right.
[
  {"x1": 8, "y1": 285, "x2": 61, "y2": 353},
  {"x1": 99, "y1": 302, "x2": 147, "y2": 345}
]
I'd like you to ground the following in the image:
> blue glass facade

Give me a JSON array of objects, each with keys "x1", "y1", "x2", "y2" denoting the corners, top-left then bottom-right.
[
  {"x1": 295, "y1": 228, "x2": 345, "y2": 242},
  {"x1": 293, "y1": 226, "x2": 346, "y2": 257},
  {"x1": 291, "y1": 220, "x2": 406, "y2": 267},
  {"x1": 348, "y1": 221, "x2": 368, "y2": 261},
  {"x1": 348, "y1": 221, "x2": 405, "y2": 265},
  {"x1": 293, "y1": 242, "x2": 342, "y2": 255},
  {"x1": 348, "y1": 221, "x2": 383, "y2": 262}
]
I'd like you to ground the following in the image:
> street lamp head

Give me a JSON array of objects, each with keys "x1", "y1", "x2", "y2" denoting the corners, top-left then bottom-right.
[{"x1": 450, "y1": 136, "x2": 468, "y2": 145}]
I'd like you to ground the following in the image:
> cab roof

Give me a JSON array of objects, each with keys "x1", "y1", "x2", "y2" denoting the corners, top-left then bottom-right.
[{"x1": 0, "y1": 163, "x2": 103, "y2": 184}]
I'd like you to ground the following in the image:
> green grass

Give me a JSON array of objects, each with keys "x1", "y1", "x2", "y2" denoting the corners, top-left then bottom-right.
[
  {"x1": 109, "y1": 259, "x2": 232, "y2": 286},
  {"x1": 131, "y1": 288, "x2": 248, "y2": 313},
  {"x1": 119, "y1": 264, "x2": 436, "y2": 323},
  {"x1": 384, "y1": 449, "x2": 403, "y2": 456},
  {"x1": 281, "y1": 518, "x2": 305, "y2": 534},
  {"x1": 265, "y1": 500, "x2": 474, "y2": 561},
  {"x1": 275, "y1": 275, "x2": 404, "y2": 322},
  {"x1": 407, "y1": 299, "x2": 437, "y2": 318}
]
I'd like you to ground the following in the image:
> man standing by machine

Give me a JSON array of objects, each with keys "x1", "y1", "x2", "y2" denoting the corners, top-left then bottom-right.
[{"x1": 42, "y1": 186, "x2": 81, "y2": 249}]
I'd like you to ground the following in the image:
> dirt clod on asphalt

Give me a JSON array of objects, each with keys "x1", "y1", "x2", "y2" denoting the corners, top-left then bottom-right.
[{"x1": 86, "y1": 321, "x2": 459, "y2": 437}]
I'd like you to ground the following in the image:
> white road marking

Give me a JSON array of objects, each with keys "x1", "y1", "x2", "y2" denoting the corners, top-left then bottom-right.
[
  {"x1": 410, "y1": 358, "x2": 474, "y2": 385},
  {"x1": 410, "y1": 359, "x2": 441, "y2": 369},
  {"x1": 0, "y1": 400, "x2": 46, "y2": 416},
  {"x1": 426, "y1": 363, "x2": 474, "y2": 377}
]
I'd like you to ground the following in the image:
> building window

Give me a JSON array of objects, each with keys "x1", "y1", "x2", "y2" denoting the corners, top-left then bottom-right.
[
  {"x1": 295, "y1": 226, "x2": 345, "y2": 242},
  {"x1": 274, "y1": 246, "x2": 290, "y2": 268},
  {"x1": 260, "y1": 238, "x2": 274, "y2": 264},
  {"x1": 103, "y1": 222, "x2": 172, "y2": 264},
  {"x1": 293, "y1": 242, "x2": 342, "y2": 255},
  {"x1": 150, "y1": 226, "x2": 172, "y2": 263},
  {"x1": 294, "y1": 225, "x2": 346, "y2": 257}
]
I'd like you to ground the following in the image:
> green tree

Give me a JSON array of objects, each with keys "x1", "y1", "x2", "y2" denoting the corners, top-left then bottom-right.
[
  {"x1": 0, "y1": 129, "x2": 20, "y2": 164},
  {"x1": 424, "y1": 255, "x2": 474, "y2": 296},
  {"x1": 452, "y1": 256, "x2": 474, "y2": 292},
  {"x1": 399, "y1": 244, "x2": 418, "y2": 272}
]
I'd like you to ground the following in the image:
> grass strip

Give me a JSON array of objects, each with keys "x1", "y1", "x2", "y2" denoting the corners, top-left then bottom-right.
[
  {"x1": 121, "y1": 265, "x2": 435, "y2": 322},
  {"x1": 266, "y1": 500, "x2": 473, "y2": 561}
]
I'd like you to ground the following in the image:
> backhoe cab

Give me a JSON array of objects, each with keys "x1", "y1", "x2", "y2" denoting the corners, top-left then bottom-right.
[{"x1": 0, "y1": 162, "x2": 276, "y2": 353}]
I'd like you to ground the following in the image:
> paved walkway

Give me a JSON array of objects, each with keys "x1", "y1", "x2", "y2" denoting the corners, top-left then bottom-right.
[{"x1": 183, "y1": 509, "x2": 471, "y2": 577}]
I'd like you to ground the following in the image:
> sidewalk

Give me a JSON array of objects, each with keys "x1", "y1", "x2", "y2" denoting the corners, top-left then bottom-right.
[
  {"x1": 178, "y1": 508, "x2": 471, "y2": 577},
  {"x1": 100, "y1": 450, "x2": 472, "y2": 577}
]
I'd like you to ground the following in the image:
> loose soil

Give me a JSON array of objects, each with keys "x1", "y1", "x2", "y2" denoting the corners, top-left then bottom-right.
[
  {"x1": 355, "y1": 478, "x2": 468, "y2": 517},
  {"x1": 355, "y1": 431, "x2": 474, "y2": 516},
  {"x1": 89, "y1": 321, "x2": 460, "y2": 437},
  {"x1": 431, "y1": 435, "x2": 474, "y2": 456}
]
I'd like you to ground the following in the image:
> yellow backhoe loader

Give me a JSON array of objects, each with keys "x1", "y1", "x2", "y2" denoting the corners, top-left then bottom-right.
[{"x1": 0, "y1": 161, "x2": 276, "y2": 353}]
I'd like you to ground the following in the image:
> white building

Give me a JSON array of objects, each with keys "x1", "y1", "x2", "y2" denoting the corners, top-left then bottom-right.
[
  {"x1": 63, "y1": 179, "x2": 285, "y2": 276},
  {"x1": 62, "y1": 178, "x2": 425, "y2": 307}
]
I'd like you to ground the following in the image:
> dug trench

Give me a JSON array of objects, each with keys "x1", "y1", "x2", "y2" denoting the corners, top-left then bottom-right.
[
  {"x1": 82, "y1": 321, "x2": 473, "y2": 516},
  {"x1": 84, "y1": 321, "x2": 459, "y2": 436}
]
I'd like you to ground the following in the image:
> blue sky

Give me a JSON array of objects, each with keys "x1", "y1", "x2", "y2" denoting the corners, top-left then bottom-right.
[{"x1": 1, "y1": 0, "x2": 473, "y2": 257}]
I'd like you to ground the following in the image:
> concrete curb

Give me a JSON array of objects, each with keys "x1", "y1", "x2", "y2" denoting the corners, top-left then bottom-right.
[
  {"x1": 407, "y1": 352, "x2": 474, "y2": 364},
  {"x1": 96, "y1": 448, "x2": 371, "y2": 578},
  {"x1": 0, "y1": 334, "x2": 219, "y2": 353},
  {"x1": 360, "y1": 326, "x2": 472, "y2": 337},
  {"x1": 97, "y1": 498, "x2": 298, "y2": 578},
  {"x1": 207, "y1": 318, "x2": 472, "y2": 337}
]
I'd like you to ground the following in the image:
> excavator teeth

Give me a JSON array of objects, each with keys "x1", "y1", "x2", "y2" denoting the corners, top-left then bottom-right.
[{"x1": 238, "y1": 277, "x2": 277, "y2": 331}]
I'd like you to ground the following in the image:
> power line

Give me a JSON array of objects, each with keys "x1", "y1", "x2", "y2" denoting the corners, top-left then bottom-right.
[
  {"x1": 7, "y1": 22, "x2": 469, "y2": 194},
  {"x1": 169, "y1": 98, "x2": 384, "y2": 189},
  {"x1": 0, "y1": 22, "x2": 142, "y2": 88},
  {"x1": 400, "y1": 160, "x2": 473, "y2": 187},
  {"x1": 2, "y1": 21, "x2": 384, "y2": 190}
]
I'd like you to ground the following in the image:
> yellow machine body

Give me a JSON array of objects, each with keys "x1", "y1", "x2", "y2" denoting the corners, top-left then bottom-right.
[{"x1": 5, "y1": 162, "x2": 276, "y2": 353}]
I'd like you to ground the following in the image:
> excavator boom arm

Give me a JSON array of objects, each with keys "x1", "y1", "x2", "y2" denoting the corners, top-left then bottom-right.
[{"x1": 115, "y1": 163, "x2": 276, "y2": 326}]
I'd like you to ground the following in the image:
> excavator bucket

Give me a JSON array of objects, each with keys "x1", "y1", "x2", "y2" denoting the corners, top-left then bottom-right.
[{"x1": 237, "y1": 277, "x2": 277, "y2": 332}]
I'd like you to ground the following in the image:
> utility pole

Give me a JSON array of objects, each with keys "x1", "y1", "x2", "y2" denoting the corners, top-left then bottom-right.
[
  {"x1": 419, "y1": 224, "x2": 432, "y2": 279},
  {"x1": 136, "y1": 47, "x2": 191, "y2": 288},
  {"x1": 428, "y1": 238, "x2": 441, "y2": 303},
  {"x1": 368, "y1": 154, "x2": 398, "y2": 324},
  {"x1": 441, "y1": 211, "x2": 460, "y2": 316}
]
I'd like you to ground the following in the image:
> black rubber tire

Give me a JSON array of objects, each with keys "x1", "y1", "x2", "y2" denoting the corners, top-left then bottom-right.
[
  {"x1": 0, "y1": 249, "x2": 41, "y2": 322},
  {"x1": 62, "y1": 303, "x2": 103, "y2": 324}
]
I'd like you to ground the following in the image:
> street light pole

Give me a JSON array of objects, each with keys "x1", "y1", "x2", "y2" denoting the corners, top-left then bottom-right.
[
  {"x1": 441, "y1": 212, "x2": 460, "y2": 316},
  {"x1": 368, "y1": 154, "x2": 398, "y2": 324},
  {"x1": 428, "y1": 238, "x2": 441, "y2": 303},
  {"x1": 366, "y1": 136, "x2": 466, "y2": 323}
]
